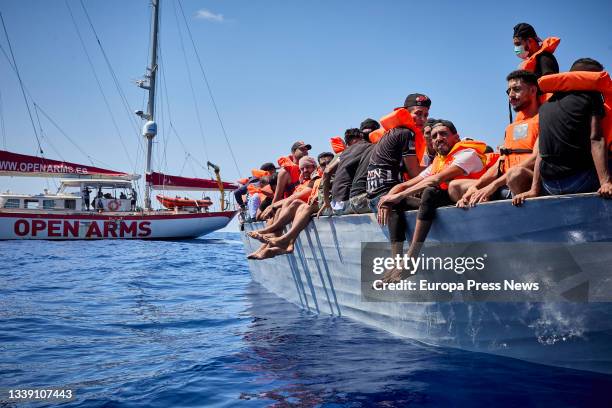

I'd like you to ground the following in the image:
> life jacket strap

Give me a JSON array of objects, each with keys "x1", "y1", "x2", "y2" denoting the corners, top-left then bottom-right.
[{"x1": 499, "y1": 147, "x2": 533, "y2": 155}]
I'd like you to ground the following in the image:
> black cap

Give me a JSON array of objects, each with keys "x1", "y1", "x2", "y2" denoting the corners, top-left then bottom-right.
[
  {"x1": 260, "y1": 162, "x2": 277, "y2": 172},
  {"x1": 432, "y1": 119, "x2": 457, "y2": 135},
  {"x1": 291, "y1": 141, "x2": 312, "y2": 152},
  {"x1": 359, "y1": 118, "x2": 380, "y2": 132},
  {"x1": 404, "y1": 93, "x2": 431, "y2": 109},
  {"x1": 513, "y1": 23, "x2": 540, "y2": 41},
  {"x1": 317, "y1": 152, "x2": 334, "y2": 161}
]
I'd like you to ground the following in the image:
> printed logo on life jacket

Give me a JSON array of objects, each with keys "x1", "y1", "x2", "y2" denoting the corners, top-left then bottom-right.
[{"x1": 513, "y1": 123, "x2": 529, "y2": 140}]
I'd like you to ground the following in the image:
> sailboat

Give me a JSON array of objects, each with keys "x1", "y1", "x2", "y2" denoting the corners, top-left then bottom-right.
[{"x1": 0, "y1": 0, "x2": 238, "y2": 240}]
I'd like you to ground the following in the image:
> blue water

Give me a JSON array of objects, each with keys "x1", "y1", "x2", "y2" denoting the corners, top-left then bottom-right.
[{"x1": 1, "y1": 232, "x2": 611, "y2": 407}]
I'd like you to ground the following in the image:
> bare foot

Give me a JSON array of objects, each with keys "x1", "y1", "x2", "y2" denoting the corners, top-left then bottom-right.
[
  {"x1": 264, "y1": 235, "x2": 289, "y2": 247},
  {"x1": 259, "y1": 244, "x2": 295, "y2": 259},
  {"x1": 383, "y1": 267, "x2": 415, "y2": 283},
  {"x1": 247, "y1": 244, "x2": 269, "y2": 259},
  {"x1": 247, "y1": 231, "x2": 269, "y2": 243}
]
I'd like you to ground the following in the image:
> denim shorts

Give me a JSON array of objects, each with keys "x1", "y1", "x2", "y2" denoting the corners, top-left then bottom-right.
[{"x1": 542, "y1": 169, "x2": 599, "y2": 195}]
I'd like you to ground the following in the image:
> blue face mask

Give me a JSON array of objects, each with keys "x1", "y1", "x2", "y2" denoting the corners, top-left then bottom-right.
[{"x1": 514, "y1": 45, "x2": 529, "y2": 59}]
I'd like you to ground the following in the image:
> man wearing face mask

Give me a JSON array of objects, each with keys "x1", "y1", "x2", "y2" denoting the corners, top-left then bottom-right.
[{"x1": 513, "y1": 23, "x2": 560, "y2": 78}]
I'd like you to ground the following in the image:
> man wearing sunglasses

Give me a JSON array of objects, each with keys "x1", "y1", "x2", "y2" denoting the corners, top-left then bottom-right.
[{"x1": 457, "y1": 70, "x2": 540, "y2": 207}]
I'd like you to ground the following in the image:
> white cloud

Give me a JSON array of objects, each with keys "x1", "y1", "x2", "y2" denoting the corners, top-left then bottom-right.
[{"x1": 194, "y1": 9, "x2": 225, "y2": 23}]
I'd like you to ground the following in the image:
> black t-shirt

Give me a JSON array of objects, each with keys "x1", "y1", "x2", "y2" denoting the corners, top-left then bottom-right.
[
  {"x1": 535, "y1": 52, "x2": 559, "y2": 78},
  {"x1": 349, "y1": 144, "x2": 374, "y2": 198},
  {"x1": 366, "y1": 127, "x2": 416, "y2": 198},
  {"x1": 331, "y1": 141, "x2": 371, "y2": 202},
  {"x1": 539, "y1": 91, "x2": 605, "y2": 179}
]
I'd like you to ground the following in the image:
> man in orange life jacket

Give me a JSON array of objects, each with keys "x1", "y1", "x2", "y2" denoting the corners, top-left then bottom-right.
[
  {"x1": 366, "y1": 93, "x2": 431, "y2": 204},
  {"x1": 457, "y1": 70, "x2": 540, "y2": 206},
  {"x1": 513, "y1": 23, "x2": 559, "y2": 78},
  {"x1": 376, "y1": 120, "x2": 487, "y2": 282},
  {"x1": 273, "y1": 141, "x2": 312, "y2": 203},
  {"x1": 234, "y1": 162, "x2": 277, "y2": 211},
  {"x1": 248, "y1": 155, "x2": 333, "y2": 259},
  {"x1": 247, "y1": 156, "x2": 318, "y2": 256},
  {"x1": 514, "y1": 58, "x2": 612, "y2": 204}
]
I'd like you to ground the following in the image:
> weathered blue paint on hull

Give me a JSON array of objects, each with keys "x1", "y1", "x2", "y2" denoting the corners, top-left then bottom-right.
[{"x1": 241, "y1": 193, "x2": 612, "y2": 373}]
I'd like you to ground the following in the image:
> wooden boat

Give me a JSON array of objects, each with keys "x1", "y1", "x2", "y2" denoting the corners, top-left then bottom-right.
[{"x1": 242, "y1": 193, "x2": 612, "y2": 374}]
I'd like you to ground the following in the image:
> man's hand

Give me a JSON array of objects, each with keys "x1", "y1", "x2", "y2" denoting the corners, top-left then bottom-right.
[
  {"x1": 598, "y1": 181, "x2": 612, "y2": 198},
  {"x1": 260, "y1": 205, "x2": 275, "y2": 220},
  {"x1": 512, "y1": 189, "x2": 539, "y2": 206},
  {"x1": 377, "y1": 205, "x2": 390, "y2": 226},
  {"x1": 377, "y1": 193, "x2": 402, "y2": 209},
  {"x1": 317, "y1": 202, "x2": 331, "y2": 218},
  {"x1": 468, "y1": 184, "x2": 497, "y2": 206}
]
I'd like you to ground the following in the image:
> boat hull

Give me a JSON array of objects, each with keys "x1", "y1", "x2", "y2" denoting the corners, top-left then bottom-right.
[
  {"x1": 241, "y1": 193, "x2": 612, "y2": 373},
  {"x1": 0, "y1": 210, "x2": 236, "y2": 239}
]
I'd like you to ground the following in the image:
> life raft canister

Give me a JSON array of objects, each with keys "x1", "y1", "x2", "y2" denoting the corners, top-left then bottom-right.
[
  {"x1": 330, "y1": 136, "x2": 346, "y2": 154},
  {"x1": 376, "y1": 108, "x2": 426, "y2": 164},
  {"x1": 501, "y1": 113, "x2": 539, "y2": 172},
  {"x1": 430, "y1": 140, "x2": 488, "y2": 190},
  {"x1": 519, "y1": 37, "x2": 561, "y2": 73},
  {"x1": 538, "y1": 71, "x2": 612, "y2": 151}
]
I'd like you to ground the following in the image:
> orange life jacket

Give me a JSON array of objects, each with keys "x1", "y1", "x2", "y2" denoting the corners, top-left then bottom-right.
[
  {"x1": 538, "y1": 71, "x2": 612, "y2": 151},
  {"x1": 368, "y1": 127, "x2": 385, "y2": 143},
  {"x1": 376, "y1": 108, "x2": 426, "y2": 163},
  {"x1": 519, "y1": 37, "x2": 560, "y2": 73},
  {"x1": 293, "y1": 179, "x2": 313, "y2": 203},
  {"x1": 330, "y1": 136, "x2": 346, "y2": 154},
  {"x1": 277, "y1": 155, "x2": 301, "y2": 196},
  {"x1": 430, "y1": 140, "x2": 488, "y2": 190},
  {"x1": 247, "y1": 183, "x2": 274, "y2": 203},
  {"x1": 501, "y1": 113, "x2": 539, "y2": 173},
  {"x1": 251, "y1": 169, "x2": 270, "y2": 178},
  {"x1": 237, "y1": 177, "x2": 250, "y2": 185}
]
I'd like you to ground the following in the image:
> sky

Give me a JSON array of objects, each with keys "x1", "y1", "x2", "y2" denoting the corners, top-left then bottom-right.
[{"x1": 0, "y1": 0, "x2": 611, "y2": 230}]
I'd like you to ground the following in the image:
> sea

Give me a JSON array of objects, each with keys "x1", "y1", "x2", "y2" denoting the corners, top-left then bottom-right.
[{"x1": 1, "y1": 232, "x2": 611, "y2": 407}]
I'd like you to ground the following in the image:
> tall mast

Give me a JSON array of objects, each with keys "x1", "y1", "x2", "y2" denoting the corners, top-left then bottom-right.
[{"x1": 137, "y1": 0, "x2": 160, "y2": 211}]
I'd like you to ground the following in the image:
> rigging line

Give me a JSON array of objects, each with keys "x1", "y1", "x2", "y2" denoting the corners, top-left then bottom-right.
[
  {"x1": 171, "y1": 0, "x2": 210, "y2": 163},
  {"x1": 34, "y1": 103, "x2": 100, "y2": 166},
  {"x1": 0, "y1": 12, "x2": 43, "y2": 155},
  {"x1": 65, "y1": 0, "x2": 135, "y2": 169},
  {"x1": 158, "y1": 58, "x2": 171, "y2": 174},
  {"x1": 0, "y1": 41, "x2": 109, "y2": 167},
  {"x1": 0, "y1": 88, "x2": 6, "y2": 150},
  {"x1": 78, "y1": 0, "x2": 144, "y2": 152},
  {"x1": 178, "y1": 152, "x2": 189, "y2": 176},
  {"x1": 176, "y1": 0, "x2": 242, "y2": 178},
  {"x1": 158, "y1": 52, "x2": 182, "y2": 175},
  {"x1": 33, "y1": 103, "x2": 64, "y2": 161},
  {"x1": 169, "y1": 123, "x2": 212, "y2": 177}
]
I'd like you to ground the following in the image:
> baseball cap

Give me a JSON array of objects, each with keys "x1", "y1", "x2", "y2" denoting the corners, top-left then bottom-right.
[
  {"x1": 513, "y1": 23, "x2": 541, "y2": 42},
  {"x1": 359, "y1": 118, "x2": 380, "y2": 132},
  {"x1": 259, "y1": 162, "x2": 277, "y2": 172},
  {"x1": 403, "y1": 93, "x2": 431, "y2": 109},
  {"x1": 291, "y1": 141, "x2": 312, "y2": 152}
]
